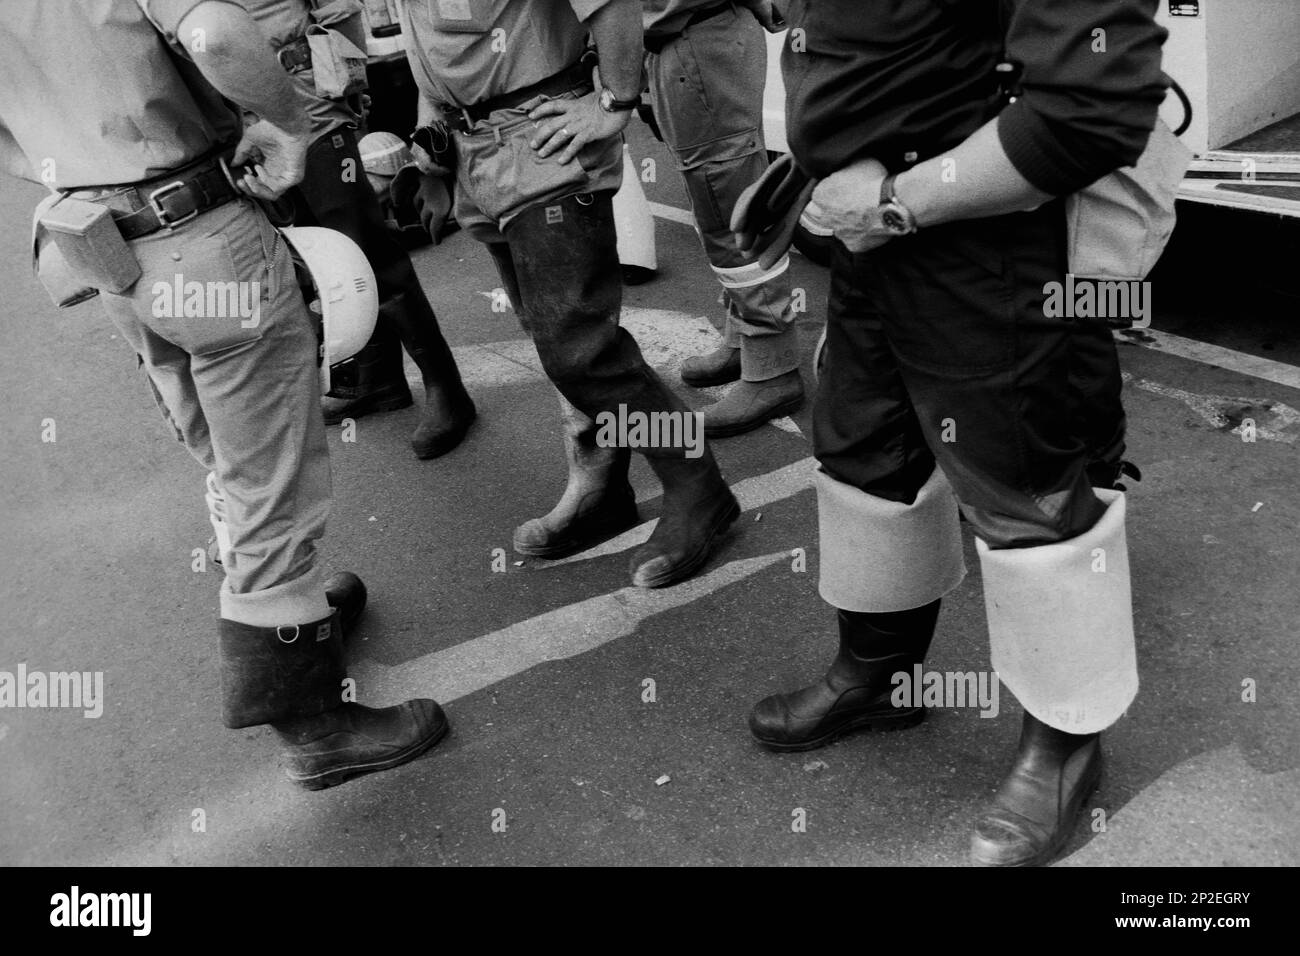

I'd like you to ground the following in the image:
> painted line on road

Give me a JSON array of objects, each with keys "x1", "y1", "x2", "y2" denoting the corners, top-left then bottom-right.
[
  {"x1": 352, "y1": 551, "x2": 790, "y2": 705},
  {"x1": 1122, "y1": 329, "x2": 1300, "y2": 391},
  {"x1": 1122, "y1": 371, "x2": 1299, "y2": 443}
]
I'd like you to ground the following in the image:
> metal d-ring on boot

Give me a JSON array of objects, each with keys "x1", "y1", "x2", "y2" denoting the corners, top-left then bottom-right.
[
  {"x1": 218, "y1": 595, "x2": 449, "y2": 791},
  {"x1": 748, "y1": 601, "x2": 941, "y2": 751},
  {"x1": 513, "y1": 393, "x2": 640, "y2": 558},
  {"x1": 969, "y1": 712, "x2": 1102, "y2": 866},
  {"x1": 381, "y1": 291, "x2": 477, "y2": 459}
]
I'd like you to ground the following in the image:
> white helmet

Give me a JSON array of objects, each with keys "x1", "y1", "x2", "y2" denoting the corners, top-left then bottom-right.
[{"x1": 279, "y1": 227, "x2": 378, "y2": 394}]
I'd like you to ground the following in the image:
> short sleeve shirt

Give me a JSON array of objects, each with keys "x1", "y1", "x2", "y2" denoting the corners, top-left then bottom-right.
[
  {"x1": 400, "y1": 0, "x2": 610, "y2": 108},
  {"x1": 0, "y1": 0, "x2": 243, "y2": 189},
  {"x1": 237, "y1": 0, "x2": 360, "y2": 136}
]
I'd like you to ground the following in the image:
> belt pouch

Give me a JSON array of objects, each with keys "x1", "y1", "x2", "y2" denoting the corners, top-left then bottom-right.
[{"x1": 37, "y1": 195, "x2": 141, "y2": 296}]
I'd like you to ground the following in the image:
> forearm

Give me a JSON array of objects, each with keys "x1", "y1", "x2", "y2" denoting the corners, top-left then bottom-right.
[
  {"x1": 177, "y1": 2, "x2": 311, "y2": 136},
  {"x1": 584, "y1": 0, "x2": 643, "y2": 100},
  {"x1": 895, "y1": 120, "x2": 1052, "y2": 228}
]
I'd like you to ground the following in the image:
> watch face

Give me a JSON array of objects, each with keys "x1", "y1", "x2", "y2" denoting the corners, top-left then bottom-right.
[{"x1": 881, "y1": 205, "x2": 910, "y2": 234}]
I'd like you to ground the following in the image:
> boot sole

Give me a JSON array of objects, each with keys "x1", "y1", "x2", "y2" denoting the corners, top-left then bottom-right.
[
  {"x1": 512, "y1": 503, "x2": 641, "y2": 559},
  {"x1": 704, "y1": 394, "x2": 805, "y2": 439},
  {"x1": 286, "y1": 716, "x2": 451, "y2": 792},
  {"x1": 631, "y1": 494, "x2": 741, "y2": 589},
  {"x1": 970, "y1": 757, "x2": 1104, "y2": 867},
  {"x1": 751, "y1": 707, "x2": 926, "y2": 753},
  {"x1": 323, "y1": 390, "x2": 414, "y2": 426}
]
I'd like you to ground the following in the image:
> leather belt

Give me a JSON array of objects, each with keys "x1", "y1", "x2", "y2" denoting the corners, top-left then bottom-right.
[
  {"x1": 69, "y1": 150, "x2": 243, "y2": 240},
  {"x1": 277, "y1": 35, "x2": 313, "y2": 74},
  {"x1": 440, "y1": 51, "x2": 598, "y2": 132},
  {"x1": 644, "y1": 2, "x2": 732, "y2": 54}
]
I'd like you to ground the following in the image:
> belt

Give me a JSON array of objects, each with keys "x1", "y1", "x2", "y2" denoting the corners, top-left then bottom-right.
[
  {"x1": 277, "y1": 35, "x2": 313, "y2": 74},
  {"x1": 440, "y1": 51, "x2": 598, "y2": 132},
  {"x1": 70, "y1": 150, "x2": 242, "y2": 240},
  {"x1": 644, "y1": 2, "x2": 732, "y2": 54}
]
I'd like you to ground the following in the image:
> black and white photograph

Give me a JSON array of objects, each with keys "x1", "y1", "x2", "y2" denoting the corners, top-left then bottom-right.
[{"x1": 0, "y1": 0, "x2": 1293, "y2": 912}]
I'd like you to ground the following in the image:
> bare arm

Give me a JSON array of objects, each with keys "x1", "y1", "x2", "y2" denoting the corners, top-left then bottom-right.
[
  {"x1": 894, "y1": 119, "x2": 1052, "y2": 228},
  {"x1": 175, "y1": 1, "x2": 311, "y2": 137}
]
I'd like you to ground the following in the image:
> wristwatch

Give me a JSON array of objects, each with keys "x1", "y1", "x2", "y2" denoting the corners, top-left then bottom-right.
[
  {"x1": 600, "y1": 88, "x2": 640, "y2": 113},
  {"x1": 878, "y1": 173, "x2": 918, "y2": 236}
]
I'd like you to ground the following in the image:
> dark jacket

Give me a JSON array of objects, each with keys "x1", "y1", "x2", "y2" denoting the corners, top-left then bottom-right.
[{"x1": 782, "y1": 0, "x2": 1168, "y2": 195}]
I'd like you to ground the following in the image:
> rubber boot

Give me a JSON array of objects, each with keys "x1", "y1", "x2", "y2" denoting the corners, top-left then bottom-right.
[
  {"x1": 218, "y1": 612, "x2": 449, "y2": 790},
  {"x1": 630, "y1": 447, "x2": 740, "y2": 588},
  {"x1": 969, "y1": 713, "x2": 1103, "y2": 866},
  {"x1": 382, "y1": 291, "x2": 477, "y2": 459},
  {"x1": 325, "y1": 571, "x2": 367, "y2": 638},
  {"x1": 320, "y1": 317, "x2": 413, "y2": 426},
  {"x1": 749, "y1": 601, "x2": 941, "y2": 751},
  {"x1": 513, "y1": 394, "x2": 639, "y2": 558},
  {"x1": 703, "y1": 330, "x2": 804, "y2": 438}
]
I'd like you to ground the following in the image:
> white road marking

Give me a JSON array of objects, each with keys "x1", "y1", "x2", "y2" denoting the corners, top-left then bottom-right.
[
  {"x1": 1120, "y1": 329, "x2": 1300, "y2": 391},
  {"x1": 546, "y1": 456, "x2": 817, "y2": 566},
  {"x1": 351, "y1": 552, "x2": 790, "y2": 705},
  {"x1": 1122, "y1": 371, "x2": 1300, "y2": 443}
]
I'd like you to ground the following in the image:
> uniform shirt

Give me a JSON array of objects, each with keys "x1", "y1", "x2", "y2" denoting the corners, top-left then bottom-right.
[
  {"x1": 0, "y1": 0, "x2": 242, "y2": 189},
  {"x1": 401, "y1": 0, "x2": 610, "y2": 108},
  {"x1": 641, "y1": 0, "x2": 725, "y2": 41},
  {"x1": 782, "y1": 0, "x2": 1168, "y2": 195},
  {"x1": 237, "y1": 0, "x2": 363, "y2": 136}
]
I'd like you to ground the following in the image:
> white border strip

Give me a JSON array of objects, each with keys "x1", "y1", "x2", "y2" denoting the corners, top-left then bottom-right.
[{"x1": 1124, "y1": 329, "x2": 1300, "y2": 391}]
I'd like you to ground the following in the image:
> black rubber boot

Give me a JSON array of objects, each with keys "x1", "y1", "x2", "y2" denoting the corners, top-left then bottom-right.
[
  {"x1": 325, "y1": 571, "x2": 367, "y2": 638},
  {"x1": 513, "y1": 398, "x2": 639, "y2": 558},
  {"x1": 702, "y1": 370, "x2": 805, "y2": 438},
  {"x1": 273, "y1": 699, "x2": 450, "y2": 792},
  {"x1": 630, "y1": 449, "x2": 740, "y2": 588},
  {"x1": 748, "y1": 601, "x2": 941, "y2": 751},
  {"x1": 970, "y1": 713, "x2": 1102, "y2": 866},
  {"x1": 217, "y1": 611, "x2": 449, "y2": 790},
  {"x1": 320, "y1": 318, "x2": 413, "y2": 426},
  {"x1": 681, "y1": 345, "x2": 740, "y2": 388},
  {"x1": 382, "y1": 292, "x2": 477, "y2": 459}
]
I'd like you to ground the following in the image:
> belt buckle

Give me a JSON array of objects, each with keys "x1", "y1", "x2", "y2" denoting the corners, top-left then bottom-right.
[
  {"x1": 148, "y1": 180, "x2": 198, "y2": 230},
  {"x1": 277, "y1": 46, "x2": 306, "y2": 73}
]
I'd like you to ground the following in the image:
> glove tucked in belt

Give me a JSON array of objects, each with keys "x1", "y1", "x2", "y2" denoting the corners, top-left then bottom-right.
[{"x1": 731, "y1": 153, "x2": 819, "y2": 271}]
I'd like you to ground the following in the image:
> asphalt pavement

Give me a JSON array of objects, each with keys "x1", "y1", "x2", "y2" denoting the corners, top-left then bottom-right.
[{"x1": 1, "y1": 125, "x2": 1297, "y2": 866}]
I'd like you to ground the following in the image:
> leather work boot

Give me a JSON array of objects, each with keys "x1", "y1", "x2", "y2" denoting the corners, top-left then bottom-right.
[
  {"x1": 218, "y1": 602, "x2": 449, "y2": 791},
  {"x1": 703, "y1": 330, "x2": 804, "y2": 437},
  {"x1": 514, "y1": 396, "x2": 639, "y2": 558},
  {"x1": 680, "y1": 344, "x2": 740, "y2": 388},
  {"x1": 970, "y1": 713, "x2": 1103, "y2": 867},
  {"x1": 382, "y1": 292, "x2": 477, "y2": 459},
  {"x1": 321, "y1": 320, "x2": 413, "y2": 425},
  {"x1": 749, "y1": 601, "x2": 941, "y2": 751},
  {"x1": 630, "y1": 449, "x2": 740, "y2": 588},
  {"x1": 702, "y1": 370, "x2": 804, "y2": 438}
]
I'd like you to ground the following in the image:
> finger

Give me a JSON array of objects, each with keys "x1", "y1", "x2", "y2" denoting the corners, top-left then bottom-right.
[
  {"x1": 534, "y1": 124, "x2": 574, "y2": 158},
  {"x1": 529, "y1": 118, "x2": 569, "y2": 152},
  {"x1": 527, "y1": 100, "x2": 569, "y2": 121},
  {"x1": 554, "y1": 130, "x2": 589, "y2": 166}
]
